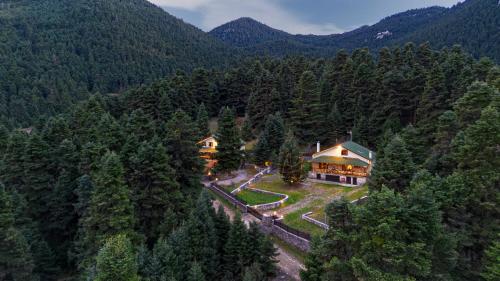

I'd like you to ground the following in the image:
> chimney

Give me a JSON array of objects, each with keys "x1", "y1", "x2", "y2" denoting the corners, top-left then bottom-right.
[
  {"x1": 317, "y1": 141, "x2": 321, "y2": 153},
  {"x1": 369, "y1": 151, "x2": 372, "y2": 159}
]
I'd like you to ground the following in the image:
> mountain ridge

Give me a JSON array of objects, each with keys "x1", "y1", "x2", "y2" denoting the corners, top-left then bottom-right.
[{"x1": 209, "y1": 0, "x2": 499, "y2": 60}]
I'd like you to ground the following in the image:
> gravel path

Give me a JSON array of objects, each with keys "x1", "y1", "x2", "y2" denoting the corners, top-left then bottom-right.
[{"x1": 212, "y1": 199, "x2": 305, "y2": 281}]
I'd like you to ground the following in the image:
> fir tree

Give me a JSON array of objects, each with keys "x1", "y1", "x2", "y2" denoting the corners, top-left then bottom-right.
[
  {"x1": 278, "y1": 131, "x2": 304, "y2": 185},
  {"x1": 80, "y1": 152, "x2": 136, "y2": 268},
  {"x1": 128, "y1": 140, "x2": 182, "y2": 245},
  {"x1": 196, "y1": 103, "x2": 210, "y2": 139},
  {"x1": 290, "y1": 71, "x2": 323, "y2": 143},
  {"x1": 481, "y1": 237, "x2": 500, "y2": 281},
  {"x1": 164, "y1": 110, "x2": 204, "y2": 197},
  {"x1": 0, "y1": 185, "x2": 35, "y2": 281},
  {"x1": 94, "y1": 234, "x2": 139, "y2": 281},
  {"x1": 223, "y1": 212, "x2": 247, "y2": 280},
  {"x1": 369, "y1": 135, "x2": 415, "y2": 193},
  {"x1": 215, "y1": 107, "x2": 242, "y2": 173},
  {"x1": 453, "y1": 81, "x2": 498, "y2": 128},
  {"x1": 188, "y1": 262, "x2": 206, "y2": 281},
  {"x1": 240, "y1": 118, "x2": 254, "y2": 142}
]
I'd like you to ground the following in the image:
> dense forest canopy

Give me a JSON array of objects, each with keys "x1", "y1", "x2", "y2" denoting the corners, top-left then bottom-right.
[
  {"x1": 0, "y1": 0, "x2": 499, "y2": 280},
  {"x1": 0, "y1": 0, "x2": 235, "y2": 127},
  {"x1": 0, "y1": 39, "x2": 498, "y2": 280}
]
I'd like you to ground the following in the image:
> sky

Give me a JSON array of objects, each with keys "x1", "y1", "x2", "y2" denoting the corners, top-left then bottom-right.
[{"x1": 148, "y1": 0, "x2": 462, "y2": 35}]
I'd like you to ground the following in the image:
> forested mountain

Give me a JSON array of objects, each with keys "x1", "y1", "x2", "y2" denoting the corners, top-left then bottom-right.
[
  {"x1": 209, "y1": 0, "x2": 500, "y2": 61},
  {"x1": 0, "y1": 0, "x2": 235, "y2": 127},
  {"x1": 0, "y1": 40, "x2": 498, "y2": 280},
  {"x1": 209, "y1": 17, "x2": 291, "y2": 48}
]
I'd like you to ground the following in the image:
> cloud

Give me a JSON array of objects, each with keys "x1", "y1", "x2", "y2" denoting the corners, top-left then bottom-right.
[{"x1": 148, "y1": 0, "x2": 344, "y2": 35}]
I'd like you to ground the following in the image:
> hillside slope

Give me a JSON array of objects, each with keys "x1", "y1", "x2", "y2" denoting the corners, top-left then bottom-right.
[
  {"x1": 209, "y1": 0, "x2": 499, "y2": 61},
  {"x1": 0, "y1": 0, "x2": 235, "y2": 126}
]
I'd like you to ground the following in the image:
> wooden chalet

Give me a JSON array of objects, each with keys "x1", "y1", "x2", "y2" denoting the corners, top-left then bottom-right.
[{"x1": 309, "y1": 141, "x2": 375, "y2": 186}]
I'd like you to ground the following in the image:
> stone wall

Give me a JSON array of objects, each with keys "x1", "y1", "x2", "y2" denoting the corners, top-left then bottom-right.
[
  {"x1": 248, "y1": 188, "x2": 288, "y2": 211},
  {"x1": 301, "y1": 212, "x2": 329, "y2": 230},
  {"x1": 260, "y1": 215, "x2": 310, "y2": 252}
]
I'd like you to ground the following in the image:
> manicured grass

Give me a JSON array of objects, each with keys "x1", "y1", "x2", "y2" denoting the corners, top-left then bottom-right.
[
  {"x1": 282, "y1": 204, "x2": 326, "y2": 237},
  {"x1": 220, "y1": 184, "x2": 237, "y2": 193},
  {"x1": 253, "y1": 174, "x2": 309, "y2": 205},
  {"x1": 345, "y1": 185, "x2": 369, "y2": 201},
  {"x1": 236, "y1": 189, "x2": 283, "y2": 206}
]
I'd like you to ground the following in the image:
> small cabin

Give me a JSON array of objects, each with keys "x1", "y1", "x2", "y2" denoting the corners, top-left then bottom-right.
[
  {"x1": 309, "y1": 141, "x2": 375, "y2": 186},
  {"x1": 198, "y1": 136, "x2": 218, "y2": 160}
]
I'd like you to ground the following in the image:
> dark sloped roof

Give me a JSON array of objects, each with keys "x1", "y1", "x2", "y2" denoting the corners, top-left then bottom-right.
[
  {"x1": 311, "y1": 156, "x2": 369, "y2": 167},
  {"x1": 341, "y1": 141, "x2": 375, "y2": 160}
]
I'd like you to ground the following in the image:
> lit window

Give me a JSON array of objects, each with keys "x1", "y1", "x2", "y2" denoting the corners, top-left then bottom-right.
[{"x1": 341, "y1": 149, "x2": 348, "y2": 156}]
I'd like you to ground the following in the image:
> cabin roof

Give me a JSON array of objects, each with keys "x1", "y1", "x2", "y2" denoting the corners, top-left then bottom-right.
[
  {"x1": 311, "y1": 156, "x2": 369, "y2": 167},
  {"x1": 341, "y1": 141, "x2": 374, "y2": 160}
]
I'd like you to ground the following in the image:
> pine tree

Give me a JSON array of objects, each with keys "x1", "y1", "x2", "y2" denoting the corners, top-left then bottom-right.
[
  {"x1": 278, "y1": 131, "x2": 304, "y2": 185},
  {"x1": 188, "y1": 262, "x2": 206, "y2": 281},
  {"x1": 223, "y1": 212, "x2": 247, "y2": 280},
  {"x1": 253, "y1": 113, "x2": 285, "y2": 165},
  {"x1": 481, "y1": 237, "x2": 500, "y2": 281},
  {"x1": 0, "y1": 132, "x2": 27, "y2": 192},
  {"x1": 324, "y1": 103, "x2": 345, "y2": 145},
  {"x1": 240, "y1": 118, "x2": 254, "y2": 142},
  {"x1": 128, "y1": 140, "x2": 182, "y2": 245},
  {"x1": 369, "y1": 135, "x2": 415, "y2": 193},
  {"x1": 0, "y1": 185, "x2": 35, "y2": 281},
  {"x1": 94, "y1": 234, "x2": 139, "y2": 281},
  {"x1": 215, "y1": 107, "x2": 242, "y2": 173},
  {"x1": 164, "y1": 110, "x2": 204, "y2": 197},
  {"x1": 453, "y1": 81, "x2": 498, "y2": 128},
  {"x1": 451, "y1": 103, "x2": 500, "y2": 277},
  {"x1": 196, "y1": 103, "x2": 210, "y2": 139},
  {"x1": 213, "y1": 204, "x2": 231, "y2": 275},
  {"x1": 80, "y1": 152, "x2": 136, "y2": 268},
  {"x1": 246, "y1": 70, "x2": 276, "y2": 130},
  {"x1": 142, "y1": 239, "x2": 177, "y2": 281},
  {"x1": 0, "y1": 124, "x2": 10, "y2": 155},
  {"x1": 22, "y1": 134, "x2": 53, "y2": 225},
  {"x1": 290, "y1": 71, "x2": 323, "y2": 143}
]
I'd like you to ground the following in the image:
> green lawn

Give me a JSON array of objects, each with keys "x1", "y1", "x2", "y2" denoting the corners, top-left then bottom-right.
[
  {"x1": 236, "y1": 189, "x2": 283, "y2": 206},
  {"x1": 252, "y1": 174, "x2": 309, "y2": 206},
  {"x1": 282, "y1": 202, "x2": 326, "y2": 237},
  {"x1": 345, "y1": 185, "x2": 369, "y2": 201}
]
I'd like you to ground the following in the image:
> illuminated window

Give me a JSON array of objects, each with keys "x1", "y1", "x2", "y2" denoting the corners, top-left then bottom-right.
[{"x1": 341, "y1": 149, "x2": 348, "y2": 156}]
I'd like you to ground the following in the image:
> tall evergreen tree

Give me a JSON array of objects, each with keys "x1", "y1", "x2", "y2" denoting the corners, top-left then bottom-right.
[
  {"x1": 290, "y1": 71, "x2": 323, "y2": 143},
  {"x1": 79, "y1": 152, "x2": 136, "y2": 269},
  {"x1": 128, "y1": 140, "x2": 182, "y2": 245},
  {"x1": 94, "y1": 234, "x2": 139, "y2": 281},
  {"x1": 0, "y1": 185, "x2": 35, "y2": 281},
  {"x1": 278, "y1": 131, "x2": 304, "y2": 185},
  {"x1": 215, "y1": 107, "x2": 242, "y2": 173},
  {"x1": 164, "y1": 110, "x2": 204, "y2": 197},
  {"x1": 196, "y1": 103, "x2": 211, "y2": 139},
  {"x1": 369, "y1": 135, "x2": 415, "y2": 193}
]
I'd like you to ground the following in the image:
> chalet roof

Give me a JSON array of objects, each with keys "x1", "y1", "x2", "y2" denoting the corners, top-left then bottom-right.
[
  {"x1": 341, "y1": 141, "x2": 375, "y2": 160},
  {"x1": 198, "y1": 135, "x2": 215, "y2": 144},
  {"x1": 311, "y1": 156, "x2": 369, "y2": 167}
]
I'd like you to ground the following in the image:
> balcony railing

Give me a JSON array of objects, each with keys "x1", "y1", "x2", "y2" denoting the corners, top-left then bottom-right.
[{"x1": 313, "y1": 168, "x2": 368, "y2": 177}]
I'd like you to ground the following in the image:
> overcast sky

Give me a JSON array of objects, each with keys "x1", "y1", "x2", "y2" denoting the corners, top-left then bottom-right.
[{"x1": 148, "y1": 0, "x2": 462, "y2": 35}]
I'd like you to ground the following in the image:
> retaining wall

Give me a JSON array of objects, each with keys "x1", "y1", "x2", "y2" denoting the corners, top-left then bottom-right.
[
  {"x1": 260, "y1": 216, "x2": 310, "y2": 252},
  {"x1": 301, "y1": 212, "x2": 329, "y2": 230},
  {"x1": 247, "y1": 188, "x2": 288, "y2": 211}
]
